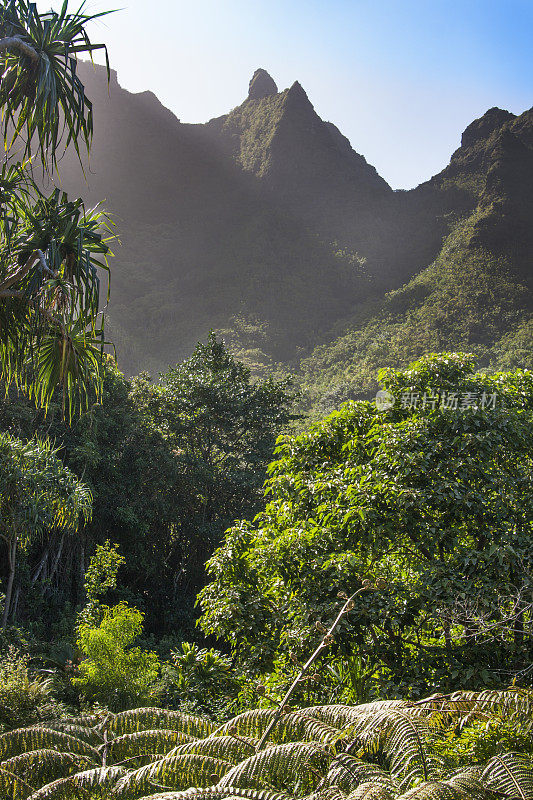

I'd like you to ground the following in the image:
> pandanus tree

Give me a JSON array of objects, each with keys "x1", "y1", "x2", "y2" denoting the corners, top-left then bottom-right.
[
  {"x1": 0, "y1": 431, "x2": 92, "y2": 628},
  {"x1": 0, "y1": 0, "x2": 113, "y2": 419}
]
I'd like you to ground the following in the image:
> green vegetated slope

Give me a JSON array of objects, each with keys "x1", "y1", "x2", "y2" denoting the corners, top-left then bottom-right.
[{"x1": 300, "y1": 107, "x2": 533, "y2": 414}]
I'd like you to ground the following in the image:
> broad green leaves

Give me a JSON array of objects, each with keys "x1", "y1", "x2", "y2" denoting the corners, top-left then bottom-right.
[{"x1": 199, "y1": 354, "x2": 533, "y2": 692}]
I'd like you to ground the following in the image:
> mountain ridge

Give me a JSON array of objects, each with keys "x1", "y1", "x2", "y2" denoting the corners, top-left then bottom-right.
[{"x1": 52, "y1": 65, "x2": 533, "y2": 395}]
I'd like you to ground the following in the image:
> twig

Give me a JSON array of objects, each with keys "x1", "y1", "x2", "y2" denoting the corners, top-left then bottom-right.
[{"x1": 255, "y1": 583, "x2": 376, "y2": 752}]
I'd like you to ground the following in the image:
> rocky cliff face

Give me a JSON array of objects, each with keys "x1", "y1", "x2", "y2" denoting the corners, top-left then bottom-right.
[{"x1": 54, "y1": 65, "x2": 533, "y2": 380}]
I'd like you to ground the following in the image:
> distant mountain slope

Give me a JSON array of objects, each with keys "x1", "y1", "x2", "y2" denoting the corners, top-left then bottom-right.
[
  {"x1": 300, "y1": 106, "x2": 533, "y2": 413},
  {"x1": 54, "y1": 65, "x2": 395, "y2": 373},
  {"x1": 54, "y1": 65, "x2": 533, "y2": 392}
]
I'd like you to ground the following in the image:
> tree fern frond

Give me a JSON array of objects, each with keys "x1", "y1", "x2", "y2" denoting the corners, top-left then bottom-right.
[
  {"x1": 306, "y1": 787, "x2": 347, "y2": 800},
  {"x1": 445, "y1": 767, "x2": 500, "y2": 800},
  {"x1": 481, "y1": 753, "x2": 533, "y2": 800},
  {"x1": 394, "y1": 781, "x2": 466, "y2": 800},
  {"x1": 169, "y1": 735, "x2": 257, "y2": 764},
  {"x1": 217, "y1": 710, "x2": 340, "y2": 745},
  {"x1": 113, "y1": 753, "x2": 234, "y2": 798},
  {"x1": 36, "y1": 721, "x2": 104, "y2": 746},
  {"x1": 302, "y1": 704, "x2": 405, "y2": 731},
  {"x1": 218, "y1": 741, "x2": 331, "y2": 793},
  {"x1": 346, "y1": 710, "x2": 433, "y2": 787},
  {"x1": 0, "y1": 749, "x2": 92, "y2": 789},
  {"x1": 322, "y1": 754, "x2": 398, "y2": 796},
  {"x1": 26, "y1": 765, "x2": 126, "y2": 799},
  {"x1": 106, "y1": 709, "x2": 213, "y2": 739},
  {"x1": 0, "y1": 727, "x2": 99, "y2": 761},
  {"x1": 346, "y1": 782, "x2": 396, "y2": 800},
  {"x1": 137, "y1": 787, "x2": 294, "y2": 800},
  {"x1": 216, "y1": 710, "x2": 282, "y2": 740},
  {"x1": 107, "y1": 730, "x2": 195, "y2": 766},
  {"x1": 409, "y1": 690, "x2": 533, "y2": 733},
  {"x1": 0, "y1": 767, "x2": 35, "y2": 799}
]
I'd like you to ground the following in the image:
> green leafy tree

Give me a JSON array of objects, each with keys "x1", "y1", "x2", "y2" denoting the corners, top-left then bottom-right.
[
  {"x1": 134, "y1": 333, "x2": 298, "y2": 591},
  {"x1": 0, "y1": 0, "x2": 113, "y2": 418},
  {"x1": 199, "y1": 353, "x2": 533, "y2": 693},
  {"x1": 78, "y1": 540, "x2": 125, "y2": 628},
  {"x1": 73, "y1": 543, "x2": 160, "y2": 710},
  {"x1": 0, "y1": 431, "x2": 91, "y2": 629},
  {"x1": 73, "y1": 602, "x2": 160, "y2": 712}
]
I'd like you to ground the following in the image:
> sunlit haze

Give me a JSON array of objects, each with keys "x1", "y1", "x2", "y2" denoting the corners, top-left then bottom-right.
[{"x1": 43, "y1": 0, "x2": 532, "y2": 187}]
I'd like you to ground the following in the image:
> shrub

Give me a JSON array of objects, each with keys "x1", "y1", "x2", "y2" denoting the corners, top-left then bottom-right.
[
  {"x1": 158, "y1": 642, "x2": 241, "y2": 715},
  {"x1": 73, "y1": 602, "x2": 160, "y2": 711},
  {"x1": 0, "y1": 646, "x2": 59, "y2": 730}
]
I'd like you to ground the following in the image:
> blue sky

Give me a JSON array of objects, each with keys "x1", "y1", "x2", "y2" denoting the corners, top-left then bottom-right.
[{"x1": 72, "y1": 0, "x2": 532, "y2": 188}]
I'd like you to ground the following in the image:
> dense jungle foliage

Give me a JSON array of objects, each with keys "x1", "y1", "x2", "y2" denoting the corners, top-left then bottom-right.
[{"x1": 0, "y1": 3, "x2": 532, "y2": 799}]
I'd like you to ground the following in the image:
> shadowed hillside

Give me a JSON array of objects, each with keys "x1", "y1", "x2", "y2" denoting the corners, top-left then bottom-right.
[{"x1": 52, "y1": 65, "x2": 533, "y2": 390}]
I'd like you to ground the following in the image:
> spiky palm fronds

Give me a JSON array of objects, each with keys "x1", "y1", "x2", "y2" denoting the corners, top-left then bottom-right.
[
  {"x1": 0, "y1": 1, "x2": 115, "y2": 419},
  {"x1": 0, "y1": 0, "x2": 111, "y2": 167}
]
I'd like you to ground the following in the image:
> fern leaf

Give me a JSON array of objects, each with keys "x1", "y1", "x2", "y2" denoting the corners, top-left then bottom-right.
[
  {"x1": 0, "y1": 749, "x2": 92, "y2": 789},
  {"x1": 347, "y1": 782, "x2": 396, "y2": 800},
  {"x1": 106, "y1": 709, "x2": 213, "y2": 739},
  {"x1": 107, "y1": 729, "x2": 195, "y2": 765},
  {"x1": 0, "y1": 767, "x2": 35, "y2": 799},
  {"x1": 218, "y1": 741, "x2": 331, "y2": 793},
  {"x1": 137, "y1": 788, "x2": 294, "y2": 800},
  {"x1": 36, "y1": 721, "x2": 104, "y2": 746},
  {"x1": 482, "y1": 753, "x2": 533, "y2": 800},
  {"x1": 394, "y1": 781, "x2": 466, "y2": 800},
  {"x1": 25, "y1": 765, "x2": 126, "y2": 799},
  {"x1": 217, "y1": 710, "x2": 340, "y2": 745},
  {"x1": 113, "y1": 753, "x2": 234, "y2": 797},
  {"x1": 169, "y1": 735, "x2": 257, "y2": 764},
  {"x1": 0, "y1": 727, "x2": 99, "y2": 761},
  {"x1": 322, "y1": 754, "x2": 398, "y2": 795}
]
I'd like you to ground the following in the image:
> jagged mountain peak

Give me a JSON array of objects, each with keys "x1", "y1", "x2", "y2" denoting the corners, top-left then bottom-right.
[
  {"x1": 248, "y1": 68, "x2": 278, "y2": 100},
  {"x1": 461, "y1": 107, "x2": 516, "y2": 148}
]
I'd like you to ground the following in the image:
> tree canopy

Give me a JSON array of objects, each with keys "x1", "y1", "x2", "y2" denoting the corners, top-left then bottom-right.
[{"x1": 199, "y1": 353, "x2": 533, "y2": 694}]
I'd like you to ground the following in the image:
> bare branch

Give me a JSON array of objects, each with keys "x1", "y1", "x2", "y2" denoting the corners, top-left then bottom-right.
[
  {"x1": 0, "y1": 35, "x2": 39, "y2": 63},
  {"x1": 255, "y1": 582, "x2": 376, "y2": 752}
]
